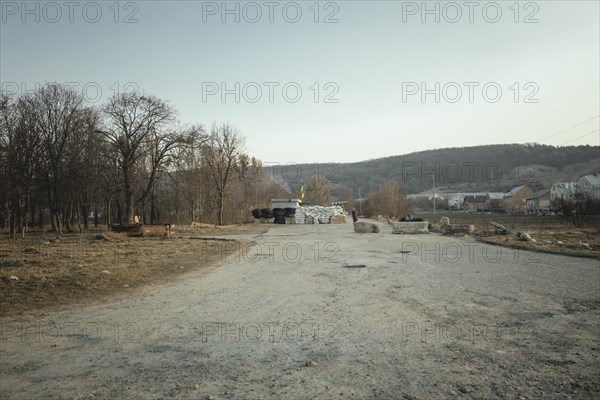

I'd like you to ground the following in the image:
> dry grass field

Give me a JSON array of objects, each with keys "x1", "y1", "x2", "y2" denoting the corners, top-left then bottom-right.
[
  {"x1": 0, "y1": 225, "x2": 267, "y2": 318},
  {"x1": 1, "y1": 216, "x2": 598, "y2": 319},
  {"x1": 416, "y1": 212, "x2": 600, "y2": 258}
]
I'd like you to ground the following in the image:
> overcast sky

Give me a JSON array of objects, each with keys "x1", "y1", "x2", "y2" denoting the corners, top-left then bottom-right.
[{"x1": 1, "y1": 0, "x2": 599, "y2": 163}]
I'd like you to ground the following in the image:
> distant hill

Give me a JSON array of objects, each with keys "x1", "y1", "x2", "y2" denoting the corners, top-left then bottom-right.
[{"x1": 269, "y1": 144, "x2": 600, "y2": 197}]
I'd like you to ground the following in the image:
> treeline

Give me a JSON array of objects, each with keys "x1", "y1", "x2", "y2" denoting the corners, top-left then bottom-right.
[{"x1": 0, "y1": 83, "x2": 288, "y2": 238}]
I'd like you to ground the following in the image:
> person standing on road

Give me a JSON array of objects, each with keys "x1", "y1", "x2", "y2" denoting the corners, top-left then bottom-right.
[{"x1": 351, "y1": 208, "x2": 358, "y2": 222}]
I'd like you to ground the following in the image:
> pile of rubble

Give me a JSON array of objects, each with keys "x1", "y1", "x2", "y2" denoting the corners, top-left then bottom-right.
[
  {"x1": 441, "y1": 217, "x2": 475, "y2": 236},
  {"x1": 293, "y1": 206, "x2": 345, "y2": 224}
]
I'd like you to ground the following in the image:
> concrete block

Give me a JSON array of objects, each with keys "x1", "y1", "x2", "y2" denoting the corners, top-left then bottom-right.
[
  {"x1": 392, "y1": 221, "x2": 429, "y2": 234},
  {"x1": 354, "y1": 222, "x2": 380, "y2": 233}
]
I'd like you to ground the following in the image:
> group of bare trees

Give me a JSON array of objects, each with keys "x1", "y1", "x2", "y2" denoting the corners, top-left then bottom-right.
[
  {"x1": 303, "y1": 174, "x2": 334, "y2": 205},
  {"x1": 365, "y1": 180, "x2": 408, "y2": 219},
  {"x1": 0, "y1": 83, "x2": 97, "y2": 236},
  {"x1": 0, "y1": 83, "x2": 286, "y2": 238},
  {"x1": 554, "y1": 192, "x2": 600, "y2": 227}
]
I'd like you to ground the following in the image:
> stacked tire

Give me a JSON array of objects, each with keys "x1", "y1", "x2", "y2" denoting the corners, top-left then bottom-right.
[
  {"x1": 260, "y1": 208, "x2": 274, "y2": 219},
  {"x1": 284, "y1": 208, "x2": 296, "y2": 217},
  {"x1": 273, "y1": 208, "x2": 286, "y2": 224},
  {"x1": 251, "y1": 209, "x2": 261, "y2": 219}
]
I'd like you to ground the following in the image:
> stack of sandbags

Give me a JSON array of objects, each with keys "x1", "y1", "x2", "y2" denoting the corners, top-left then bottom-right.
[
  {"x1": 294, "y1": 207, "x2": 307, "y2": 224},
  {"x1": 330, "y1": 215, "x2": 347, "y2": 224},
  {"x1": 293, "y1": 205, "x2": 344, "y2": 224}
]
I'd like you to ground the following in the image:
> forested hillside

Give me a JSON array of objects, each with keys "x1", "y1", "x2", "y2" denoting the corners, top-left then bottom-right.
[{"x1": 272, "y1": 144, "x2": 600, "y2": 197}]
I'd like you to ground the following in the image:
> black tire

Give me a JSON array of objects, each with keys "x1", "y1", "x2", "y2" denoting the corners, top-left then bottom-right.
[
  {"x1": 251, "y1": 209, "x2": 261, "y2": 219},
  {"x1": 273, "y1": 208, "x2": 285, "y2": 224},
  {"x1": 284, "y1": 207, "x2": 296, "y2": 217},
  {"x1": 261, "y1": 208, "x2": 274, "y2": 219}
]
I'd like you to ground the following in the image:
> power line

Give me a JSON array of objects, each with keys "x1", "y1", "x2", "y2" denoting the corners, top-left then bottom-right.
[
  {"x1": 498, "y1": 86, "x2": 599, "y2": 142},
  {"x1": 557, "y1": 129, "x2": 600, "y2": 146},
  {"x1": 535, "y1": 115, "x2": 599, "y2": 143}
]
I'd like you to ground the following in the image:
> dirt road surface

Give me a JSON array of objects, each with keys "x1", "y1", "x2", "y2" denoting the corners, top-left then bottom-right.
[{"x1": 1, "y1": 221, "x2": 599, "y2": 399}]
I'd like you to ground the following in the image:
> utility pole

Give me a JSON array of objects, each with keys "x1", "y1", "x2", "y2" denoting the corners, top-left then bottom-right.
[
  {"x1": 432, "y1": 171, "x2": 436, "y2": 216},
  {"x1": 358, "y1": 187, "x2": 362, "y2": 213}
]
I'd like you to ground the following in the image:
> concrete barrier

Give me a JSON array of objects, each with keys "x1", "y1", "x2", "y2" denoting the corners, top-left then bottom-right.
[{"x1": 392, "y1": 221, "x2": 429, "y2": 234}]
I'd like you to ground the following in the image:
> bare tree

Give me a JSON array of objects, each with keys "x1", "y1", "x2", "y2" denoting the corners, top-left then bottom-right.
[
  {"x1": 366, "y1": 180, "x2": 407, "y2": 219},
  {"x1": 30, "y1": 83, "x2": 92, "y2": 233},
  {"x1": 163, "y1": 125, "x2": 208, "y2": 224},
  {"x1": 232, "y1": 154, "x2": 267, "y2": 223},
  {"x1": 2, "y1": 84, "x2": 103, "y2": 235},
  {"x1": 67, "y1": 107, "x2": 103, "y2": 231},
  {"x1": 304, "y1": 174, "x2": 333, "y2": 205},
  {"x1": 99, "y1": 92, "x2": 179, "y2": 223},
  {"x1": 0, "y1": 93, "x2": 42, "y2": 238},
  {"x1": 1, "y1": 85, "x2": 291, "y2": 232},
  {"x1": 559, "y1": 191, "x2": 600, "y2": 228},
  {"x1": 203, "y1": 124, "x2": 246, "y2": 226}
]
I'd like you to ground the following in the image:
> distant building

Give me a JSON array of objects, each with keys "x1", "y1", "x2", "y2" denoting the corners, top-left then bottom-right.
[
  {"x1": 550, "y1": 182, "x2": 576, "y2": 206},
  {"x1": 427, "y1": 193, "x2": 445, "y2": 201},
  {"x1": 450, "y1": 192, "x2": 486, "y2": 210},
  {"x1": 504, "y1": 185, "x2": 534, "y2": 213},
  {"x1": 486, "y1": 192, "x2": 505, "y2": 211},
  {"x1": 577, "y1": 174, "x2": 600, "y2": 200},
  {"x1": 462, "y1": 195, "x2": 488, "y2": 211},
  {"x1": 448, "y1": 195, "x2": 460, "y2": 210},
  {"x1": 526, "y1": 189, "x2": 551, "y2": 214},
  {"x1": 271, "y1": 198, "x2": 302, "y2": 209},
  {"x1": 448, "y1": 192, "x2": 504, "y2": 211},
  {"x1": 487, "y1": 193, "x2": 505, "y2": 201}
]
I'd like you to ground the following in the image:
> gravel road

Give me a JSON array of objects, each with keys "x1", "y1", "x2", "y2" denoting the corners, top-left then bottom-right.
[{"x1": 1, "y1": 220, "x2": 599, "y2": 399}]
